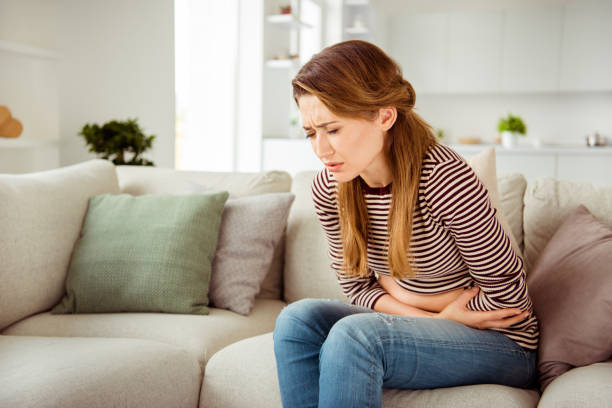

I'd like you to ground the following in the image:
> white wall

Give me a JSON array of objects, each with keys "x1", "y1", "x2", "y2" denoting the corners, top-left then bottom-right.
[
  {"x1": 0, "y1": 0, "x2": 57, "y2": 50},
  {"x1": 56, "y1": 0, "x2": 175, "y2": 168},
  {"x1": 415, "y1": 92, "x2": 612, "y2": 146}
]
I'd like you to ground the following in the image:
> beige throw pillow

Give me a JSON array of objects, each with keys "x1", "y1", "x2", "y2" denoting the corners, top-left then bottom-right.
[
  {"x1": 467, "y1": 146, "x2": 524, "y2": 263},
  {"x1": 527, "y1": 204, "x2": 612, "y2": 391}
]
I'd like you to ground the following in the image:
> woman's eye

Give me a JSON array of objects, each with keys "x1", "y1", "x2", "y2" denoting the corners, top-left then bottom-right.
[
  {"x1": 305, "y1": 133, "x2": 314, "y2": 139},
  {"x1": 328, "y1": 129, "x2": 338, "y2": 134}
]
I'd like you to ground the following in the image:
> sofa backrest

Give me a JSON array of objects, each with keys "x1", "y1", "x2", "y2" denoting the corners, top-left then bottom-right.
[
  {"x1": 523, "y1": 178, "x2": 612, "y2": 272},
  {"x1": 283, "y1": 171, "x2": 528, "y2": 304},
  {"x1": 114, "y1": 165, "x2": 292, "y2": 300},
  {"x1": 0, "y1": 160, "x2": 120, "y2": 331}
]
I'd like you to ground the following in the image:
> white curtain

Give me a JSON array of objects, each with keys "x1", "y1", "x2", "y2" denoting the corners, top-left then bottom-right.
[{"x1": 175, "y1": 0, "x2": 262, "y2": 171}]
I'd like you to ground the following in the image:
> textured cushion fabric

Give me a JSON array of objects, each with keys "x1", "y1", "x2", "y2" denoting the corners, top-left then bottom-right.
[
  {"x1": 0, "y1": 159, "x2": 119, "y2": 331},
  {"x1": 0, "y1": 335, "x2": 201, "y2": 408},
  {"x1": 523, "y1": 178, "x2": 612, "y2": 272},
  {"x1": 526, "y1": 205, "x2": 612, "y2": 391},
  {"x1": 498, "y1": 173, "x2": 527, "y2": 256},
  {"x1": 115, "y1": 166, "x2": 292, "y2": 301},
  {"x1": 537, "y1": 359, "x2": 612, "y2": 408},
  {"x1": 467, "y1": 146, "x2": 524, "y2": 261},
  {"x1": 51, "y1": 191, "x2": 229, "y2": 315},
  {"x1": 2, "y1": 298, "x2": 286, "y2": 372},
  {"x1": 210, "y1": 193, "x2": 295, "y2": 315},
  {"x1": 200, "y1": 332, "x2": 540, "y2": 408}
]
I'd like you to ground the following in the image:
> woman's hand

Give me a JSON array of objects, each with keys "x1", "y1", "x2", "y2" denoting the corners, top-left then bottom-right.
[{"x1": 434, "y1": 286, "x2": 530, "y2": 330}]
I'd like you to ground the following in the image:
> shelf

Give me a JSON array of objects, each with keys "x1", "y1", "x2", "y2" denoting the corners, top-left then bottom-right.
[
  {"x1": 265, "y1": 59, "x2": 300, "y2": 68},
  {"x1": 344, "y1": 0, "x2": 370, "y2": 5},
  {"x1": 0, "y1": 138, "x2": 60, "y2": 149},
  {"x1": 344, "y1": 26, "x2": 370, "y2": 34},
  {"x1": 0, "y1": 39, "x2": 58, "y2": 60},
  {"x1": 448, "y1": 143, "x2": 612, "y2": 155},
  {"x1": 266, "y1": 14, "x2": 313, "y2": 29}
]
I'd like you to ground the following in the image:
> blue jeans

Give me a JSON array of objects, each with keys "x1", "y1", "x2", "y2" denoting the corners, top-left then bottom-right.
[{"x1": 273, "y1": 298, "x2": 537, "y2": 408}]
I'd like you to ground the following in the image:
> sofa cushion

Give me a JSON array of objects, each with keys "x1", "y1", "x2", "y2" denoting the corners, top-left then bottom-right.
[
  {"x1": 1, "y1": 298, "x2": 285, "y2": 372},
  {"x1": 498, "y1": 173, "x2": 527, "y2": 256},
  {"x1": 200, "y1": 332, "x2": 540, "y2": 408},
  {"x1": 537, "y1": 359, "x2": 612, "y2": 408},
  {"x1": 115, "y1": 166, "x2": 292, "y2": 301},
  {"x1": 210, "y1": 193, "x2": 295, "y2": 315},
  {"x1": 526, "y1": 205, "x2": 612, "y2": 391},
  {"x1": 523, "y1": 178, "x2": 612, "y2": 271},
  {"x1": 0, "y1": 335, "x2": 200, "y2": 408},
  {"x1": 51, "y1": 191, "x2": 229, "y2": 315},
  {"x1": 0, "y1": 159, "x2": 120, "y2": 331},
  {"x1": 284, "y1": 171, "x2": 346, "y2": 304},
  {"x1": 468, "y1": 146, "x2": 524, "y2": 261}
]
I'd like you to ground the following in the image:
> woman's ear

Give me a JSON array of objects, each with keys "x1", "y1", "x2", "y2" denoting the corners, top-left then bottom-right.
[{"x1": 378, "y1": 106, "x2": 397, "y2": 131}]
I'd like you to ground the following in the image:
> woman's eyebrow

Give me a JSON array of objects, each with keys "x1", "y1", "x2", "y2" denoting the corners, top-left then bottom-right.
[{"x1": 302, "y1": 121, "x2": 339, "y2": 130}]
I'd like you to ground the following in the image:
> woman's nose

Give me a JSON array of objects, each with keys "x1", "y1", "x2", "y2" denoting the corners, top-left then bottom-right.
[{"x1": 313, "y1": 133, "x2": 333, "y2": 159}]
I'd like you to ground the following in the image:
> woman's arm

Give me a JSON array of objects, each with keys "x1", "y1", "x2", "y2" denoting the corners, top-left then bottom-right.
[
  {"x1": 425, "y1": 158, "x2": 534, "y2": 316},
  {"x1": 372, "y1": 294, "x2": 436, "y2": 317},
  {"x1": 375, "y1": 286, "x2": 530, "y2": 329}
]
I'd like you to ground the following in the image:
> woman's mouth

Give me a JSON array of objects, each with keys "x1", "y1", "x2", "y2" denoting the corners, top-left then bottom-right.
[{"x1": 325, "y1": 162, "x2": 344, "y2": 172}]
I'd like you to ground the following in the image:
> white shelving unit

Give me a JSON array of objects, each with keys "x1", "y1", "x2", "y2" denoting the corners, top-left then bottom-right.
[
  {"x1": 0, "y1": 39, "x2": 61, "y2": 174},
  {"x1": 261, "y1": 0, "x2": 322, "y2": 171},
  {"x1": 342, "y1": 0, "x2": 375, "y2": 42}
]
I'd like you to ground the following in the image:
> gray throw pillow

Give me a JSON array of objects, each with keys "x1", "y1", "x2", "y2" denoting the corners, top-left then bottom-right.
[
  {"x1": 526, "y1": 204, "x2": 612, "y2": 391},
  {"x1": 209, "y1": 193, "x2": 295, "y2": 315},
  {"x1": 52, "y1": 191, "x2": 229, "y2": 315}
]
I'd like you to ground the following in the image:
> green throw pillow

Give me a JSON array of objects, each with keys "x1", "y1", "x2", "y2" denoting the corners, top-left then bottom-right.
[{"x1": 52, "y1": 191, "x2": 229, "y2": 315}]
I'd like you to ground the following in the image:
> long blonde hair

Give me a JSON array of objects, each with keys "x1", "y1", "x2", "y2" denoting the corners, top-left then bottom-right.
[{"x1": 292, "y1": 40, "x2": 438, "y2": 279}]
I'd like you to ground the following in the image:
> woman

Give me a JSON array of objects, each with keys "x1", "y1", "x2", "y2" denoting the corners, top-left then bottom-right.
[{"x1": 273, "y1": 40, "x2": 539, "y2": 408}]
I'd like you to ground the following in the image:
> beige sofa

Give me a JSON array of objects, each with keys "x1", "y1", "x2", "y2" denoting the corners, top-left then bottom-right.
[{"x1": 1, "y1": 159, "x2": 611, "y2": 408}]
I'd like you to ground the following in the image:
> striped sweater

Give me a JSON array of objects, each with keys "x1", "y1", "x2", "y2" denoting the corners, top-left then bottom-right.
[{"x1": 311, "y1": 143, "x2": 539, "y2": 350}]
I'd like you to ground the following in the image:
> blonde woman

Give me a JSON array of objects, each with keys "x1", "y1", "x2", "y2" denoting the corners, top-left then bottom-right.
[{"x1": 272, "y1": 40, "x2": 539, "y2": 408}]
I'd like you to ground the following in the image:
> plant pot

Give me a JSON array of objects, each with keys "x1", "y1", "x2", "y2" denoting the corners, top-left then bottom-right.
[{"x1": 501, "y1": 131, "x2": 519, "y2": 148}]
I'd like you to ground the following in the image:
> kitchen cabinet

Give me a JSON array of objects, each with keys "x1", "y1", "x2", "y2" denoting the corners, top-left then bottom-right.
[
  {"x1": 389, "y1": 13, "x2": 448, "y2": 94},
  {"x1": 501, "y1": 7, "x2": 563, "y2": 92},
  {"x1": 387, "y1": 1, "x2": 612, "y2": 94},
  {"x1": 559, "y1": 0, "x2": 612, "y2": 91},
  {"x1": 447, "y1": 11, "x2": 503, "y2": 93}
]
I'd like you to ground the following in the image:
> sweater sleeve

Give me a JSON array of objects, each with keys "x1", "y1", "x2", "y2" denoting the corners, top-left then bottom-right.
[
  {"x1": 311, "y1": 168, "x2": 387, "y2": 308},
  {"x1": 424, "y1": 158, "x2": 534, "y2": 314}
]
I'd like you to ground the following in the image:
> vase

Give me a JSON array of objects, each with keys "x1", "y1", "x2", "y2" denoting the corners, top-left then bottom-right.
[{"x1": 501, "y1": 131, "x2": 519, "y2": 148}]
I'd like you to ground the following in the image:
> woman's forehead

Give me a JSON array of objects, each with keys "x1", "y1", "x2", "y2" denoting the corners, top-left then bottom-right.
[{"x1": 298, "y1": 95, "x2": 337, "y2": 124}]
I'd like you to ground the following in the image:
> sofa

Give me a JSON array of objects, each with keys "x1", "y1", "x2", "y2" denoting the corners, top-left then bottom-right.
[{"x1": 1, "y1": 158, "x2": 611, "y2": 408}]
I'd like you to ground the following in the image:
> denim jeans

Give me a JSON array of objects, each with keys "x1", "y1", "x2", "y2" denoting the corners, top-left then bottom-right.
[{"x1": 273, "y1": 298, "x2": 537, "y2": 408}]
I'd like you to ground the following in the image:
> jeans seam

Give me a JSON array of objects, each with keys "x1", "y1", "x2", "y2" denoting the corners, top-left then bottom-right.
[{"x1": 373, "y1": 335, "x2": 526, "y2": 358}]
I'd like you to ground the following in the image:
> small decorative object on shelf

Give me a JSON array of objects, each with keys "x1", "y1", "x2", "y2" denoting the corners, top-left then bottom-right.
[
  {"x1": 0, "y1": 105, "x2": 23, "y2": 138},
  {"x1": 497, "y1": 113, "x2": 526, "y2": 148},
  {"x1": 435, "y1": 128, "x2": 445, "y2": 141},
  {"x1": 280, "y1": 5, "x2": 291, "y2": 14},
  {"x1": 79, "y1": 118, "x2": 156, "y2": 166},
  {"x1": 458, "y1": 136, "x2": 482, "y2": 145},
  {"x1": 585, "y1": 132, "x2": 609, "y2": 147}
]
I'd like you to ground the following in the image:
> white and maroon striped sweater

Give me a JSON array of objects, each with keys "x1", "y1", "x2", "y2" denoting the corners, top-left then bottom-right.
[{"x1": 311, "y1": 143, "x2": 539, "y2": 350}]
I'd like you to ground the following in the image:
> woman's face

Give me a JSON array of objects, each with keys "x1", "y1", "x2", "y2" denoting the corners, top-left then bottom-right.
[{"x1": 297, "y1": 94, "x2": 396, "y2": 186}]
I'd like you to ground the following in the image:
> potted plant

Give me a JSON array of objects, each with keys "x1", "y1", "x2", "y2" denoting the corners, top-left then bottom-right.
[
  {"x1": 79, "y1": 118, "x2": 155, "y2": 166},
  {"x1": 497, "y1": 113, "x2": 527, "y2": 148}
]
